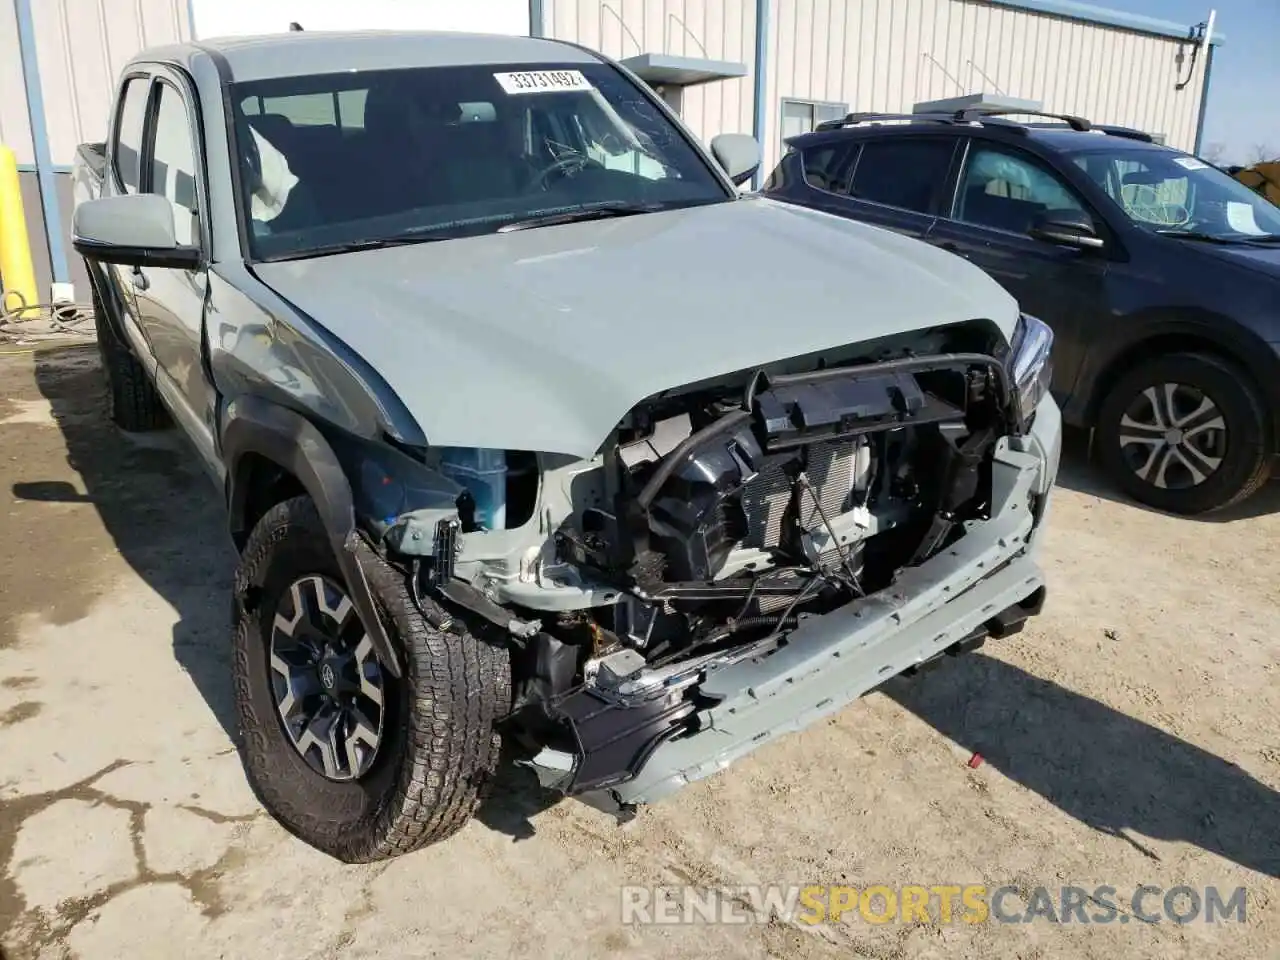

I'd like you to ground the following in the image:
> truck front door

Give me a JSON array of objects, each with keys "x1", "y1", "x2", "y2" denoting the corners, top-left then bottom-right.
[{"x1": 134, "y1": 69, "x2": 219, "y2": 475}]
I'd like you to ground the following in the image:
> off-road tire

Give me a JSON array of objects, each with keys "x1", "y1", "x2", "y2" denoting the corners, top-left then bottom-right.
[
  {"x1": 1096, "y1": 351, "x2": 1271, "y2": 515},
  {"x1": 91, "y1": 283, "x2": 168, "y2": 431},
  {"x1": 232, "y1": 496, "x2": 511, "y2": 861}
]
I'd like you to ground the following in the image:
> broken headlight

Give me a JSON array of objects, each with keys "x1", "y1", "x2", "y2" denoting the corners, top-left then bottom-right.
[{"x1": 1009, "y1": 313, "x2": 1054, "y2": 424}]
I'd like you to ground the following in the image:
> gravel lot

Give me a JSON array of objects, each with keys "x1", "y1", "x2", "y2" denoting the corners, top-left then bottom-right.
[{"x1": 1, "y1": 344, "x2": 1277, "y2": 960}]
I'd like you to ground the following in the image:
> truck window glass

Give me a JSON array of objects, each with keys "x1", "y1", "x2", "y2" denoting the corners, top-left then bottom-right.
[
  {"x1": 955, "y1": 144, "x2": 1084, "y2": 235},
  {"x1": 114, "y1": 78, "x2": 150, "y2": 194},
  {"x1": 849, "y1": 139, "x2": 954, "y2": 214},
  {"x1": 148, "y1": 83, "x2": 200, "y2": 246},
  {"x1": 228, "y1": 62, "x2": 731, "y2": 260}
]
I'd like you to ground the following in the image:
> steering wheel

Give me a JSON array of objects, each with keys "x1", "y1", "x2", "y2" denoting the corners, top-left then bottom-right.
[{"x1": 529, "y1": 152, "x2": 607, "y2": 192}]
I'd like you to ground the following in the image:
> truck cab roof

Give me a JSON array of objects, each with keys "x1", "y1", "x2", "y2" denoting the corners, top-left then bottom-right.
[{"x1": 130, "y1": 30, "x2": 598, "y2": 82}]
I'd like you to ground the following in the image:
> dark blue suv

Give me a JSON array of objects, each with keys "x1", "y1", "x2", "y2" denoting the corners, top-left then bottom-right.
[{"x1": 762, "y1": 109, "x2": 1280, "y2": 515}]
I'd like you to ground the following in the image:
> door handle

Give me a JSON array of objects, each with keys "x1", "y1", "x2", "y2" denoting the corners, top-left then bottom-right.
[{"x1": 131, "y1": 266, "x2": 150, "y2": 291}]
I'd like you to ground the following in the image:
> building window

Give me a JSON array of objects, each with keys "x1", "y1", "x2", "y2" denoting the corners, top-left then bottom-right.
[{"x1": 781, "y1": 99, "x2": 848, "y2": 140}]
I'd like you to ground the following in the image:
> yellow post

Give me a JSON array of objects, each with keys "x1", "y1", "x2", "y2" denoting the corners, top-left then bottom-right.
[{"x1": 0, "y1": 143, "x2": 39, "y2": 316}]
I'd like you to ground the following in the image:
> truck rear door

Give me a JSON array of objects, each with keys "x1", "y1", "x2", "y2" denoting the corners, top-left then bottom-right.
[{"x1": 133, "y1": 67, "x2": 218, "y2": 473}]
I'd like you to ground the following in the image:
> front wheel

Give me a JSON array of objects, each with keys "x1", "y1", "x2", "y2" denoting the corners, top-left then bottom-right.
[
  {"x1": 1095, "y1": 352, "x2": 1271, "y2": 515},
  {"x1": 232, "y1": 496, "x2": 511, "y2": 861}
]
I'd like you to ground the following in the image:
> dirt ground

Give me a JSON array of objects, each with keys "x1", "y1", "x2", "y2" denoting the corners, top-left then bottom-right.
[{"x1": 0, "y1": 344, "x2": 1276, "y2": 960}]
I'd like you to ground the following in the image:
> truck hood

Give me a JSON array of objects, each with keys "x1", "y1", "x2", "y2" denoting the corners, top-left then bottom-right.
[{"x1": 253, "y1": 197, "x2": 1019, "y2": 457}]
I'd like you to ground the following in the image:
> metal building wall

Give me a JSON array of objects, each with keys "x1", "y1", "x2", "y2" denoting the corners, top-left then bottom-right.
[
  {"x1": 0, "y1": 1, "x2": 35, "y2": 166},
  {"x1": 31, "y1": 0, "x2": 193, "y2": 169},
  {"x1": 763, "y1": 0, "x2": 1211, "y2": 168},
  {"x1": 543, "y1": 0, "x2": 760, "y2": 148},
  {"x1": 1, "y1": 0, "x2": 191, "y2": 301}
]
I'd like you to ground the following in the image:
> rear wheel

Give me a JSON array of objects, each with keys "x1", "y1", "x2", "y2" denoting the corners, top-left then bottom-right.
[
  {"x1": 1095, "y1": 351, "x2": 1271, "y2": 515},
  {"x1": 232, "y1": 496, "x2": 511, "y2": 861},
  {"x1": 91, "y1": 282, "x2": 168, "y2": 431}
]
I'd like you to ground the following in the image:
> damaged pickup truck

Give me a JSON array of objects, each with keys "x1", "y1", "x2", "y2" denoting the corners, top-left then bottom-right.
[{"x1": 72, "y1": 30, "x2": 1060, "y2": 862}]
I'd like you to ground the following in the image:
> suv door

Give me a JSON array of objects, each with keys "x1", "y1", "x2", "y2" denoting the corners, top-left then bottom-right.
[
  {"x1": 134, "y1": 70, "x2": 218, "y2": 474},
  {"x1": 926, "y1": 138, "x2": 1110, "y2": 404}
]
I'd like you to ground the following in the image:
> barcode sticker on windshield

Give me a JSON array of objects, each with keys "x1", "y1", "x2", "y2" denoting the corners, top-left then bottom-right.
[
  {"x1": 1174, "y1": 156, "x2": 1209, "y2": 170},
  {"x1": 494, "y1": 70, "x2": 593, "y2": 95}
]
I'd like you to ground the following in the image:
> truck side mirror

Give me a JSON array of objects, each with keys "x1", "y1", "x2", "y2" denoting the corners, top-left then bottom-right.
[
  {"x1": 709, "y1": 133, "x2": 761, "y2": 187},
  {"x1": 1028, "y1": 208, "x2": 1105, "y2": 250},
  {"x1": 72, "y1": 194, "x2": 201, "y2": 269}
]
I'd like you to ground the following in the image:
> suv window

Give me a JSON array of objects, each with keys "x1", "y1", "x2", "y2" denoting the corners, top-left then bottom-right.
[
  {"x1": 147, "y1": 83, "x2": 200, "y2": 247},
  {"x1": 801, "y1": 144, "x2": 857, "y2": 192},
  {"x1": 1070, "y1": 149, "x2": 1280, "y2": 238},
  {"x1": 113, "y1": 77, "x2": 151, "y2": 194},
  {"x1": 229, "y1": 62, "x2": 730, "y2": 261},
  {"x1": 849, "y1": 138, "x2": 955, "y2": 214},
  {"x1": 955, "y1": 143, "x2": 1085, "y2": 235}
]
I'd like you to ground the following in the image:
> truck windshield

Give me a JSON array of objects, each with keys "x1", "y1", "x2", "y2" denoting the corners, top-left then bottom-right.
[
  {"x1": 1071, "y1": 146, "x2": 1280, "y2": 241},
  {"x1": 229, "y1": 62, "x2": 732, "y2": 260}
]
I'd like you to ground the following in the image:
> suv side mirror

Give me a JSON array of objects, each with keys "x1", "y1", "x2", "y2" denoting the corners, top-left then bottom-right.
[
  {"x1": 709, "y1": 133, "x2": 761, "y2": 187},
  {"x1": 72, "y1": 194, "x2": 201, "y2": 269},
  {"x1": 1029, "y1": 208, "x2": 1105, "y2": 250}
]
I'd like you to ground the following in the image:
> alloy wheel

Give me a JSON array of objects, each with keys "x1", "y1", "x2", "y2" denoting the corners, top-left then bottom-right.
[
  {"x1": 1117, "y1": 382, "x2": 1227, "y2": 490},
  {"x1": 269, "y1": 575, "x2": 386, "y2": 781}
]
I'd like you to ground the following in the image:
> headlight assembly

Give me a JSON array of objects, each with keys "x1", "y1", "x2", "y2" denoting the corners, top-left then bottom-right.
[{"x1": 1008, "y1": 313, "x2": 1054, "y2": 424}]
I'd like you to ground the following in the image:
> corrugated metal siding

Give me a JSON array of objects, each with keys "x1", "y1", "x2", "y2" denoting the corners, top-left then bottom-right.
[
  {"x1": 544, "y1": 0, "x2": 758, "y2": 148},
  {"x1": 0, "y1": 2, "x2": 36, "y2": 164},
  {"x1": 765, "y1": 0, "x2": 1207, "y2": 167},
  {"x1": 29, "y1": 0, "x2": 192, "y2": 168}
]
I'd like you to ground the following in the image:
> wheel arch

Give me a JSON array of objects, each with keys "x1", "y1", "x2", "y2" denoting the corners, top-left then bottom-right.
[
  {"x1": 1072, "y1": 320, "x2": 1280, "y2": 451},
  {"x1": 221, "y1": 394, "x2": 403, "y2": 678}
]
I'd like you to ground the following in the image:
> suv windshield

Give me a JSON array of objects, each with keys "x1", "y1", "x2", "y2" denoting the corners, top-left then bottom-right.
[
  {"x1": 1071, "y1": 146, "x2": 1280, "y2": 240},
  {"x1": 230, "y1": 62, "x2": 730, "y2": 260}
]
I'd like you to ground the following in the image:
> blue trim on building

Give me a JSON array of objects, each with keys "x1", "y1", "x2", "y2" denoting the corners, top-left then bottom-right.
[
  {"x1": 1193, "y1": 42, "x2": 1216, "y2": 155},
  {"x1": 528, "y1": 0, "x2": 544, "y2": 37},
  {"x1": 750, "y1": 0, "x2": 769, "y2": 188},
  {"x1": 14, "y1": 0, "x2": 70, "y2": 286},
  {"x1": 986, "y1": 0, "x2": 1225, "y2": 45},
  {"x1": 187, "y1": 0, "x2": 198, "y2": 38}
]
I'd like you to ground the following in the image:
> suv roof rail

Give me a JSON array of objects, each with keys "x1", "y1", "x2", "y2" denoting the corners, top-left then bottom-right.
[
  {"x1": 811, "y1": 106, "x2": 1097, "y2": 138},
  {"x1": 957, "y1": 107, "x2": 1092, "y2": 132},
  {"x1": 1093, "y1": 124, "x2": 1155, "y2": 143},
  {"x1": 813, "y1": 111, "x2": 960, "y2": 131}
]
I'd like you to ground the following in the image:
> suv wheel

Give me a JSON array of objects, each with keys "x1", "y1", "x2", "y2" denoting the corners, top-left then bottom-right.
[
  {"x1": 91, "y1": 284, "x2": 168, "y2": 431},
  {"x1": 1096, "y1": 352, "x2": 1271, "y2": 515},
  {"x1": 232, "y1": 496, "x2": 511, "y2": 861}
]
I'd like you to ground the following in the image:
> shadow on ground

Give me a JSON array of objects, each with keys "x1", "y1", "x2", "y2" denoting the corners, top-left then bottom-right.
[
  {"x1": 883, "y1": 653, "x2": 1280, "y2": 880},
  {"x1": 18, "y1": 345, "x2": 238, "y2": 739},
  {"x1": 474, "y1": 757, "x2": 562, "y2": 841},
  {"x1": 1054, "y1": 425, "x2": 1280, "y2": 522}
]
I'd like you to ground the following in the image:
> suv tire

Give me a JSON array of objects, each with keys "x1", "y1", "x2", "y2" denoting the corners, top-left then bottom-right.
[
  {"x1": 91, "y1": 284, "x2": 168, "y2": 431},
  {"x1": 232, "y1": 496, "x2": 511, "y2": 862},
  {"x1": 1096, "y1": 351, "x2": 1271, "y2": 515}
]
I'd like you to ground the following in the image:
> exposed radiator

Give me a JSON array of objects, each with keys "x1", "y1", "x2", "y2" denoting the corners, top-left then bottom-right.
[{"x1": 741, "y1": 439, "x2": 861, "y2": 550}]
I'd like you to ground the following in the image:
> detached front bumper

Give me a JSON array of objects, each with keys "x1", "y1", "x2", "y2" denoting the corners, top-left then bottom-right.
[{"x1": 533, "y1": 397, "x2": 1062, "y2": 812}]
